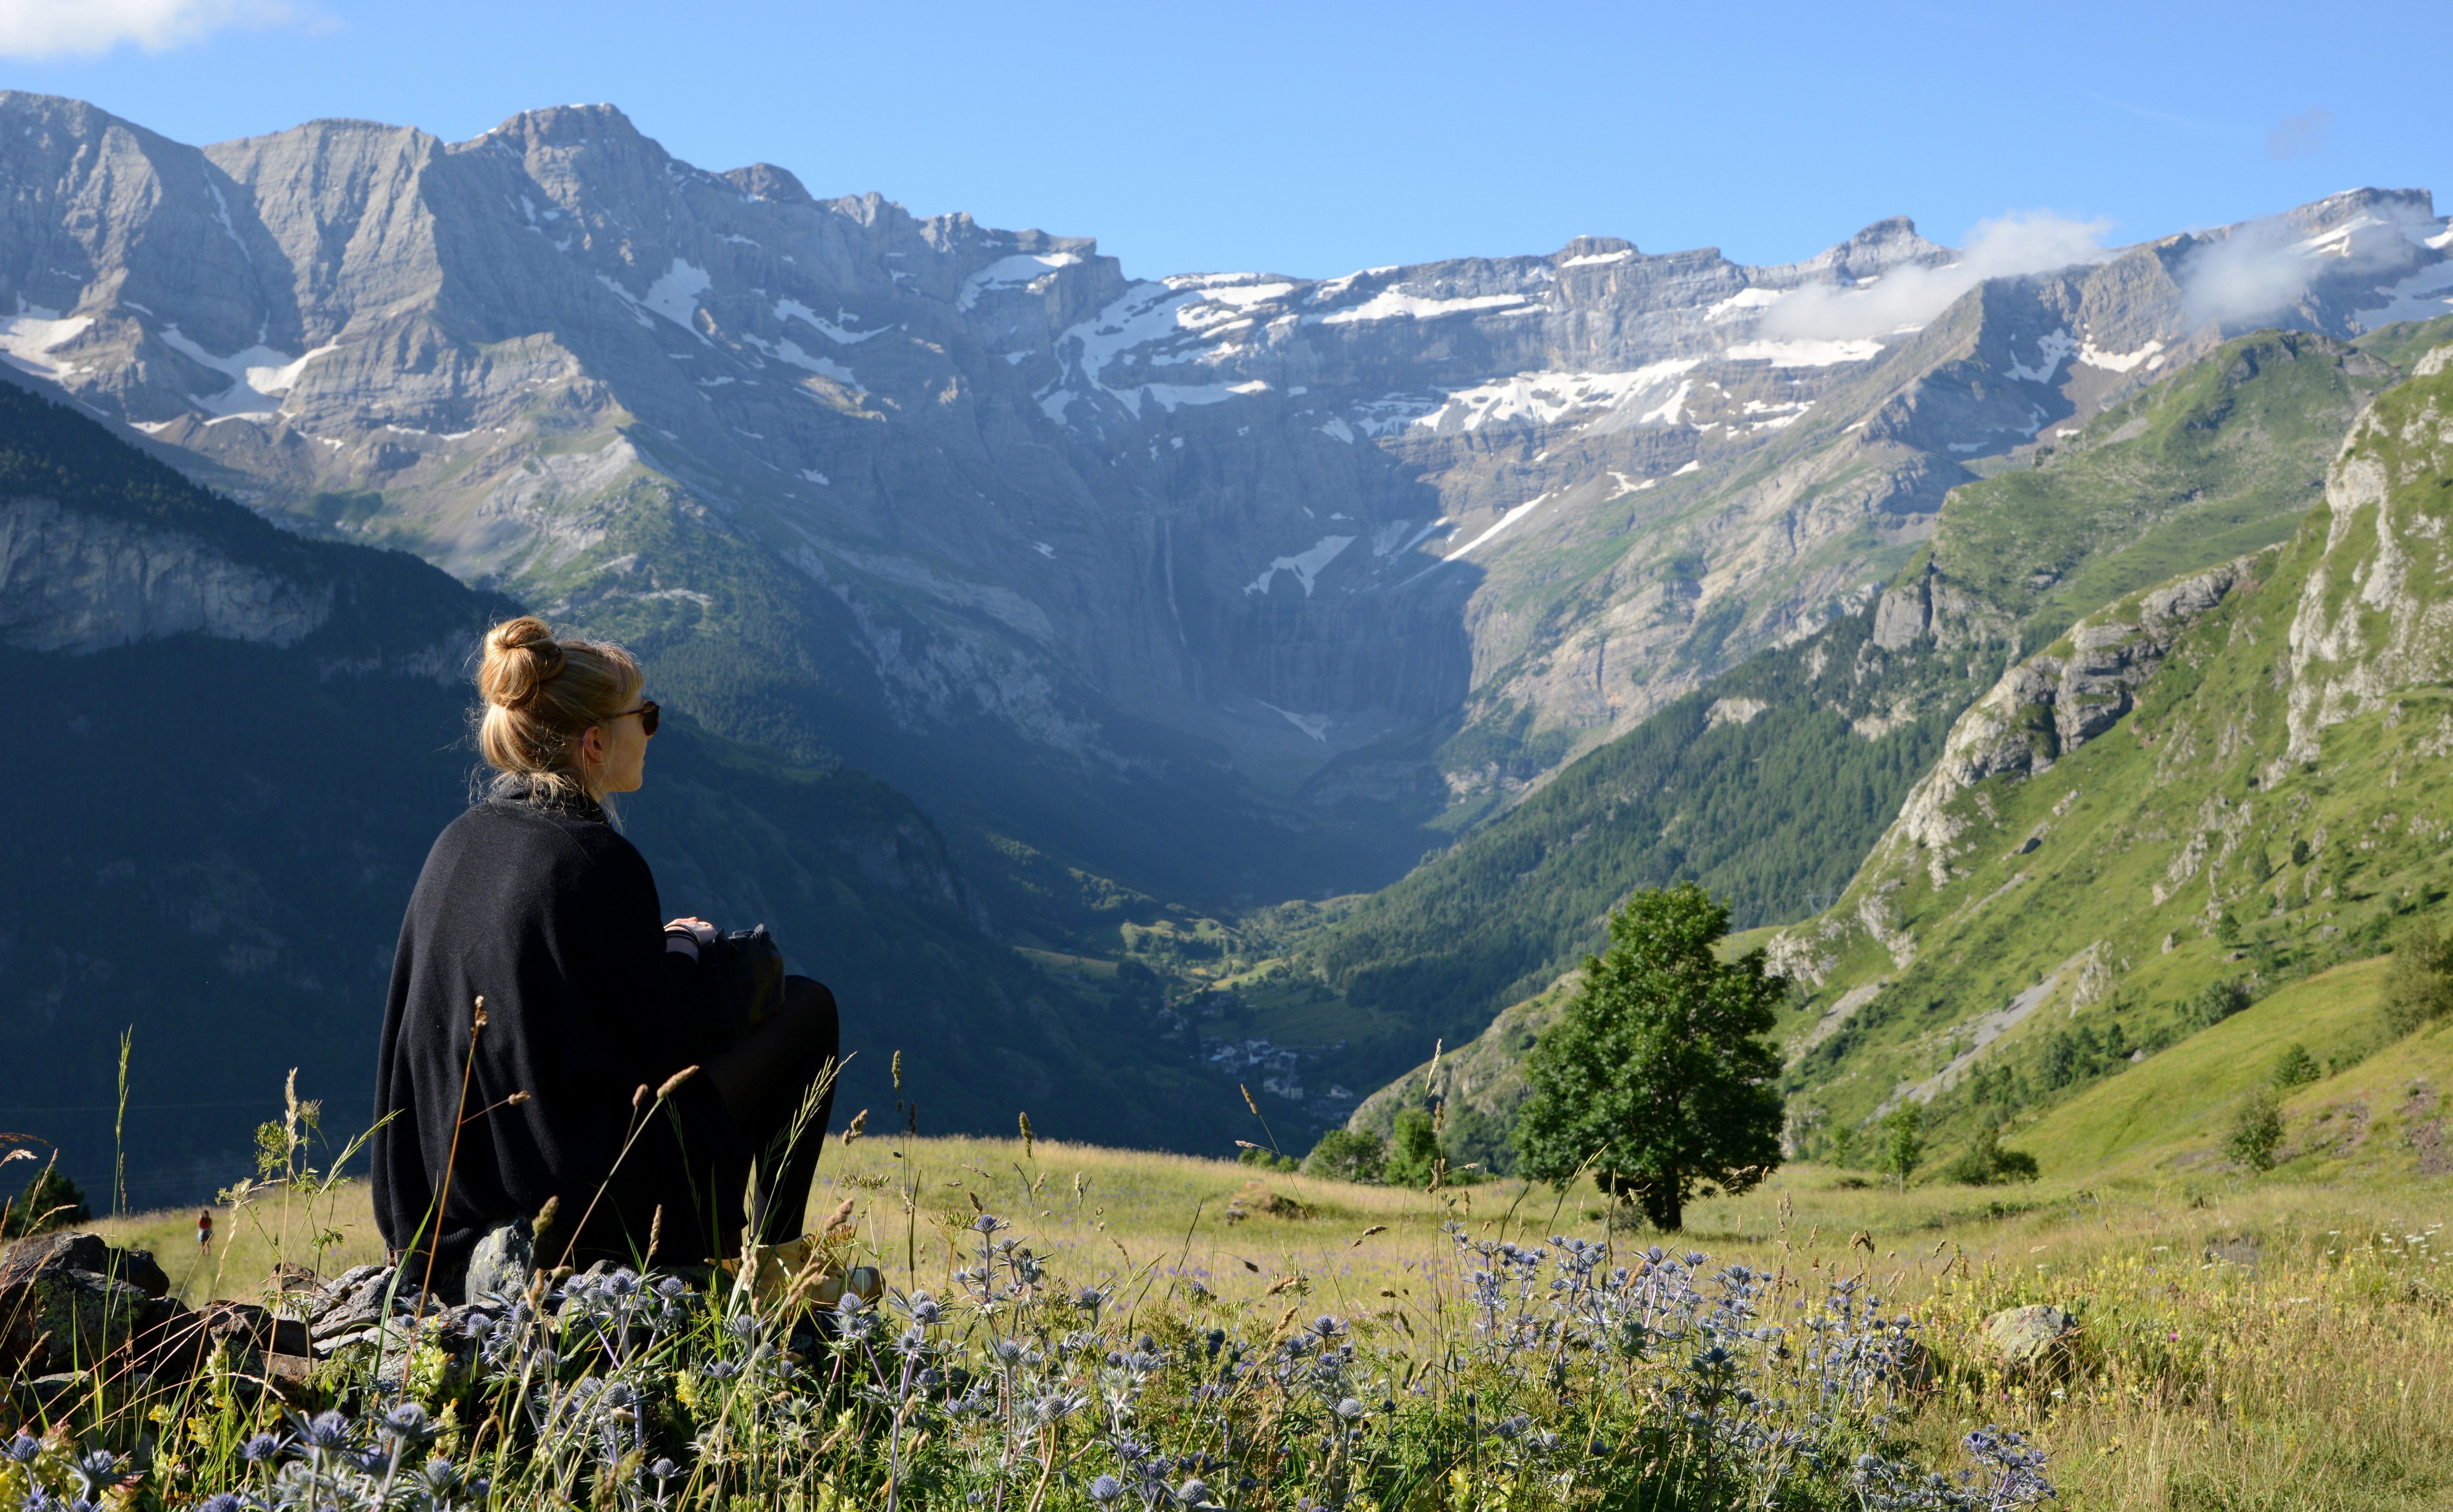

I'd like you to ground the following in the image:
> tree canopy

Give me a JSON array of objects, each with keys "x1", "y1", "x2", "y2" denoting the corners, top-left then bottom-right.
[{"x1": 1512, "y1": 884, "x2": 1784, "y2": 1229}]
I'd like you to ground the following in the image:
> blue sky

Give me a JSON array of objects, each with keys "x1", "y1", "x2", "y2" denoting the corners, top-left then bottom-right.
[{"x1": 5, "y1": 0, "x2": 2447, "y2": 281}]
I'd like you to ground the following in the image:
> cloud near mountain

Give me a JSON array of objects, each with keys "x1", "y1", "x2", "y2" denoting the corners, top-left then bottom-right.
[{"x1": 1758, "y1": 211, "x2": 2115, "y2": 341}]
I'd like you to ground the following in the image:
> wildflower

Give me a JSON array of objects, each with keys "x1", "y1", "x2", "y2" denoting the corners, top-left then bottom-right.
[
  {"x1": 69, "y1": 1452, "x2": 118, "y2": 1497},
  {"x1": 5, "y1": 1434, "x2": 41, "y2": 1465},
  {"x1": 1087, "y1": 1475, "x2": 1124, "y2": 1504},
  {"x1": 300, "y1": 1411, "x2": 352, "y2": 1453},
  {"x1": 240, "y1": 1433, "x2": 284, "y2": 1464},
  {"x1": 380, "y1": 1403, "x2": 434, "y2": 1444},
  {"x1": 1176, "y1": 1478, "x2": 1216, "y2": 1507}
]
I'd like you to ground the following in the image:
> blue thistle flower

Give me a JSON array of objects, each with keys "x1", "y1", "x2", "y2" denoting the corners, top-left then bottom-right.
[{"x1": 301, "y1": 1410, "x2": 352, "y2": 1452}]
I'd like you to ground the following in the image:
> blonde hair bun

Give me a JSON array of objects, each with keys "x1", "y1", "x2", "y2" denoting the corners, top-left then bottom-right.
[
  {"x1": 479, "y1": 615, "x2": 568, "y2": 711},
  {"x1": 473, "y1": 615, "x2": 643, "y2": 799}
]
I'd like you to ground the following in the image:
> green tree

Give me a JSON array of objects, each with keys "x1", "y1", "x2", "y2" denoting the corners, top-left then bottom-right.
[
  {"x1": 2224, "y1": 1085, "x2": 2285, "y2": 1172},
  {"x1": 1301, "y1": 1129, "x2": 1385, "y2": 1184},
  {"x1": 2270, "y1": 1042, "x2": 2319, "y2": 1089},
  {"x1": 2381, "y1": 918, "x2": 2453, "y2": 1036},
  {"x1": 1513, "y1": 884, "x2": 1784, "y2": 1230},
  {"x1": 1880, "y1": 1104, "x2": 1926, "y2": 1190},
  {"x1": 1382, "y1": 1106, "x2": 1443, "y2": 1188}
]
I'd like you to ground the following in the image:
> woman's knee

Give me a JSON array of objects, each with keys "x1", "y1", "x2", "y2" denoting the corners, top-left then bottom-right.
[{"x1": 784, "y1": 975, "x2": 839, "y2": 1058}]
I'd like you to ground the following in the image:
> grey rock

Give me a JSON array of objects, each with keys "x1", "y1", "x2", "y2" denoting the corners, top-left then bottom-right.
[
  {"x1": 1977, "y1": 1303, "x2": 2078, "y2": 1372},
  {"x1": 464, "y1": 1220, "x2": 535, "y2": 1303},
  {"x1": 0, "y1": 1230, "x2": 180, "y2": 1374},
  {"x1": 1871, "y1": 570, "x2": 1931, "y2": 651}
]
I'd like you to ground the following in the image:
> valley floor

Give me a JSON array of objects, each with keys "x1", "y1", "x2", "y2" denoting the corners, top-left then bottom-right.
[{"x1": 102, "y1": 1122, "x2": 2453, "y2": 1510}]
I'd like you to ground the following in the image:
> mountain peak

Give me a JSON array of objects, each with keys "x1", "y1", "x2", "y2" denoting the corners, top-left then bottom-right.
[
  {"x1": 1555, "y1": 235, "x2": 1638, "y2": 262},
  {"x1": 479, "y1": 102, "x2": 652, "y2": 151}
]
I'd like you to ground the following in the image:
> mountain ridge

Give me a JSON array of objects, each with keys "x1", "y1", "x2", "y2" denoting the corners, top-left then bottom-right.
[{"x1": 6, "y1": 89, "x2": 2446, "y2": 917}]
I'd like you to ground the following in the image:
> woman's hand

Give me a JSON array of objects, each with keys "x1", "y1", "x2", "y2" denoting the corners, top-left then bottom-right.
[{"x1": 664, "y1": 916, "x2": 716, "y2": 960}]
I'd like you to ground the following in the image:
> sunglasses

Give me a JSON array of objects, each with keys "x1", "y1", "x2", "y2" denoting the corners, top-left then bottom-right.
[{"x1": 611, "y1": 700, "x2": 660, "y2": 737}]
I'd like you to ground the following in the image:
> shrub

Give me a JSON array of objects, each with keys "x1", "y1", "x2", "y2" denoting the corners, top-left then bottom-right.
[
  {"x1": 2, "y1": 1167, "x2": 90, "y2": 1237},
  {"x1": 1236, "y1": 1145, "x2": 1296, "y2": 1172},
  {"x1": 2381, "y1": 918, "x2": 2453, "y2": 1036},
  {"x1": 2271, "y1": 1042, "x2": 2320, "y2": 1089},
  {"x1": 2191, "y1": 978, "x2": 2252, "y2": 1030},
  {"x1": 1943, "y1": 1124, "x2": 2041, "y2": 1185},
  {"x1": 2224, "y1": 1085, "x2": 2285, "y2": 1172},
  {"x1": 1300, "y1": 1128, "x2": 1384, "y2": 1183}
]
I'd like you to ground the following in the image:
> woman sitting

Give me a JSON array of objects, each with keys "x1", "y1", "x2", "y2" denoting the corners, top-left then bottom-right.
[{"x1": 372, "y1": 616, "x2": 839, "y2": 1296}]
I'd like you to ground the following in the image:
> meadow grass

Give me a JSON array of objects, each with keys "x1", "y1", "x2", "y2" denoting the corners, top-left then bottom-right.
[{"x1": 76, "y1": 1126, "x2": 2453, "y2": 1509}]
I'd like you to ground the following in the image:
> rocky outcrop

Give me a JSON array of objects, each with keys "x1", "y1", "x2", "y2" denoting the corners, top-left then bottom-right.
[
  {"x1": 1889, "y1": 558, "x2": 2252, "y2": 878},
  {"x1": 0, "y1": 497, "x2": 330, "y2": 651},
  {"x1": 2283, "y1": 348, "x2": 2453, "y2": 766}
]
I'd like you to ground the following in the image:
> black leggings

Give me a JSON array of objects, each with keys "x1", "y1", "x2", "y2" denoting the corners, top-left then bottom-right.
[{"x1": 731, "y1": 975, "x2": 839, "y2": 1247}]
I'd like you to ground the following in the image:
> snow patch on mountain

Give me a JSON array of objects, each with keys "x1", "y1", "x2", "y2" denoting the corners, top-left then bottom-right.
[
  {"x1": 775, "y1": 298, "x2": 884, "y2": 343},
  {"x1": 153, "y1": 324, "x2": 340, "y2": 417},
  {"x1": 2077, "y1": 337, "x2": 2166, "y2": 373},
  {"x1": 1707, "y1": 287, "x2": 1787, "y2": 320},
  {"x1": 643, "y1": 259, "x2": 712, "y2": 327},
  {"x1": 742, "y1": 334, "x2": 861, "y2": 392},
  {"x1": 1445, "y1": 493, "x2": 1551, "y2": 560},
  {"x1": 0, "y1": 305, "x2": 92, "y2": 381},
  {"x1": 2355, "y1": 262, "x2": 2453, "y2": 328},
  {"x1": 1414, "y1": 361, "x2": 1702, "y2": 432},
  {"x1": 1317, "y1": 288, "x2": 1532, "y2": 325},
  {"x1": 958, "y1": 252, "x2": 1082, "y2": 311},
  {"x1": 1723, "y1": 337, "x2": 1884, "y2": 367},
  {"x1": 2001, "y1": 329, "x2": 2076, "y2": 384},
  {"x1": 1245, "y1": 535, "x2": 1356, "y2": 596}
]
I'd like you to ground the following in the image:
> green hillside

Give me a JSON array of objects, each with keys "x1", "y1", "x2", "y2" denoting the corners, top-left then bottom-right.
[
  {"x1": 1927, "y1": 326, "x2": 2415, "y2": 650},
  {"x1": 1255, "y1": 326, "x2": 2434, "y2": 1130},
  {"x1": 1764, "y1": 341, "x2": 2453, "y2": 1169}
]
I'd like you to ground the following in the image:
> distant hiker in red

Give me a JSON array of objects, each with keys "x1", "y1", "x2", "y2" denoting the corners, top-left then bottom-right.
[
  {"x1": 370, "y1": 617, "x2": 840, "y2": 1301},
  {"x1": 196, "y1": 1209, "x2": 212, "y2": 1250}
]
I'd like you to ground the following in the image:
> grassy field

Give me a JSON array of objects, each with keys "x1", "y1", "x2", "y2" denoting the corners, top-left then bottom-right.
[{"x1": 90, "y1": 1111, "x2": 2453, "y2": 1510}]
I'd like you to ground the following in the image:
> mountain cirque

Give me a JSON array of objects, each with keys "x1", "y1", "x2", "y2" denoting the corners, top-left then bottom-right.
[{"x1": 3, "y1": 89, "x2": 2448, "y2": 896}]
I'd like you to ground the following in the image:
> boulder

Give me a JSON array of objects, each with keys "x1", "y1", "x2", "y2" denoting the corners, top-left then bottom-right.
[
  {"x1": 1977, "y1": 1303, "x2": 2079, "y2": 1374},
  {"x1": 141, "y1": 1299, "x2": 308, "y2": 1377},
  {"x1": 464, "y1": 1221, "x2": 535, "y2": 1303},
  {"x1": 0, "y1": 1231, "x2": 183, "y2": 1374}
]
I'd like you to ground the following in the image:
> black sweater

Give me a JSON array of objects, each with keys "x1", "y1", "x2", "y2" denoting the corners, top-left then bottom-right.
[{"x1": 371, "y1": 792, "x2": 746, "y2": 1289}]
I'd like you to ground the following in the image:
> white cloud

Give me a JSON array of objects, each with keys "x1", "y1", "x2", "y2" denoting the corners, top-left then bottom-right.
[
  {"x1": 1760, "y1": 211, "x2": 2115, "y2": 341},
  {"x1": 2177, "y1": 202, "x2": 2438, "y2": 326},
  {"x1": 0, "y1": 0, "x2": 309, "y2": 60},
  {"x1": 2177, "y1": 222, "x2": 2313, "y2": 324}
]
